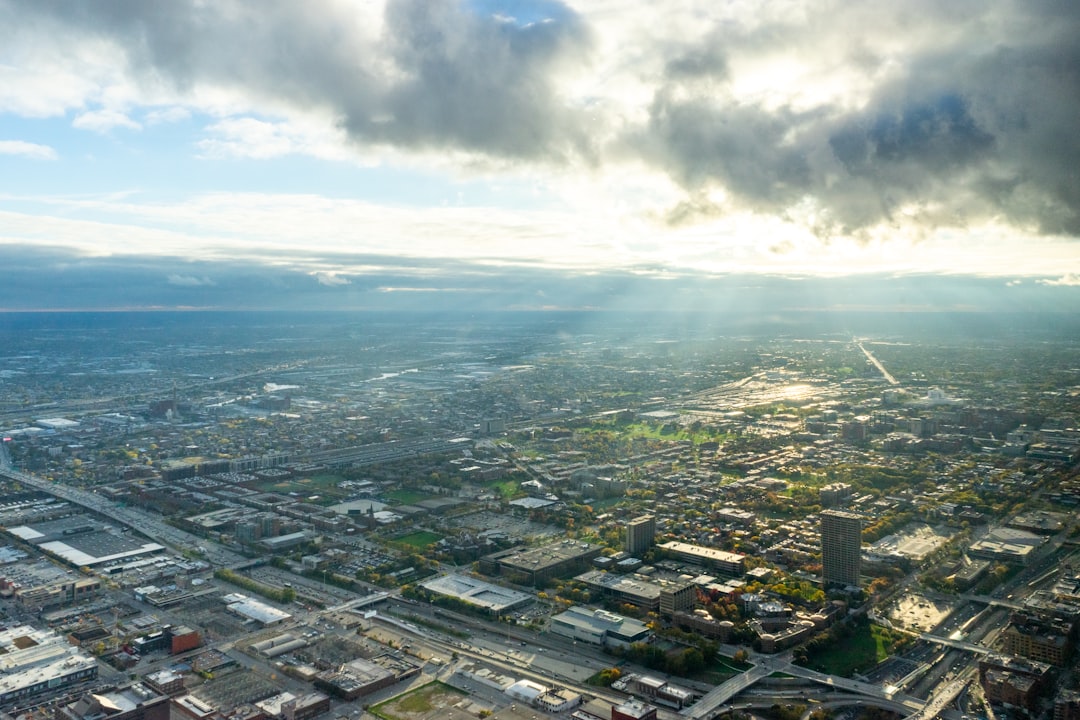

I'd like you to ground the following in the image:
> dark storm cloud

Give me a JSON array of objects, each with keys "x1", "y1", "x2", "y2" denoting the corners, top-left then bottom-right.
[
  {"x1": 355, "y1": 0, "x2": 592, "y2": 158},
  {"x1": 637, "y1": 0, "x2": 1080, "y2": 236},
  {"x1": 4, "y1": 0, "x2": 591, "y2": 159},
  {"x1": 4, "y1": 0, "x2": 1079, "y2": 236}
]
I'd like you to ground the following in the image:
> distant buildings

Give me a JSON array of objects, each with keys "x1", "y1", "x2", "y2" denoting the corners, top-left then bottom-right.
[
  {"x1": 818, "y1": 482, "x2": 852, "y2": 507},
  {"x1": 820, "y1": 510, "x2": 862, "y2": 588}
]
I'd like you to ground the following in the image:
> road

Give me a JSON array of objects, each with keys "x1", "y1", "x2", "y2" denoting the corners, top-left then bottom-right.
[
  {"x1": 0, "y1": 465, "x2": 244, "y2": 567},
  {"x1": 856, "y1": 342, "x2": 899, "y2": 385}
]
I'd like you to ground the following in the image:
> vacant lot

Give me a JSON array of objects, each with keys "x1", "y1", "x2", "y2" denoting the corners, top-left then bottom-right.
[{"x1": 370, "y1": 682, "x2": 471, "y2": 720}]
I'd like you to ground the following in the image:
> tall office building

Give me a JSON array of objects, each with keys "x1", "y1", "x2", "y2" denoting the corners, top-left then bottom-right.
[
  {"x1": 820, "y1": 509, "x2": 862, "y2": 588},
  {"x1": 625, "y1": 515, "x2": 656, "y2": 555}
]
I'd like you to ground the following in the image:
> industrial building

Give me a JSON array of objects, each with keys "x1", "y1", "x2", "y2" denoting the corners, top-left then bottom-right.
[
  {"x1": 314, "y1": 655, "x2": 418, "y2": 700},
  {"x1": 222, "y1": 593, "x2": 293, "y2": 626},
  {"x1": 0, "y1": 625, "x2": 98, "y2": 709},
  {"x1": 419, "y1": 574, "x2": 534, "y2": 615},
  {"x1": 56, "y1": 683, "x2": 170, "y2": 720},
  {"x1": 969, "y1": 526, "x2": 1045, "y2": 562},
  {"x1": 0, "y1": 559, "x2": 101, "y2": 611},
  {"x1": 6, "y1": 515, "x2": 165, "y2": 568}
]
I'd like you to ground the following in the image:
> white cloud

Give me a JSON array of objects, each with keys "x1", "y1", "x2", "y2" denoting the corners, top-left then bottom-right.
[
  {"x1": 1039, "y1": 274, "x2": 1080, "y2": 287},
  {"x1": 73, "y1": 109, "x2": 142, "y2": 133},
  {"x1": 196, "y1": 116, "x2": 351, "y2": 161},
  {"x1": 0, "y1": 141, "x2": 57, "y2": 160},
  {"x1": 313, "y1": 271, "x2": 350, "y2": 286},
  {"x1": 145, "y1": 106, "x2": 191, "y2": 125},
  {"x1": 0, "y1": 190, "x2": 1075, "y2": 280},
  {"x1": 167, "y1": 274, "x2": 215, "y2": 287}
]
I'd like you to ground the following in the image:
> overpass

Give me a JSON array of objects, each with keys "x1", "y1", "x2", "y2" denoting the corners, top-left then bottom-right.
[
  {"x1": 959, "y1": 593, "x2": 1024, "y2": 611},
  {"x1": 681, "y1": 662, "x2": 775, "y2": 719},
  {"x1": 681, "y1": 658, "x2": 926, "y2": 720},
  {"x1": 917, "y1": 632, "x2": 992, "y2": 655}
]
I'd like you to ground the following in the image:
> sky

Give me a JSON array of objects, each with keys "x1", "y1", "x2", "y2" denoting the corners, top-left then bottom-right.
[{"x1": 0, "y1": 0, "x2": 1078, "y2": 312}]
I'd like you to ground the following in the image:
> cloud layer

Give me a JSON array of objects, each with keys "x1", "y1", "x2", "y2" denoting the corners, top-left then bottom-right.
[{"x1": 0, "y1": 0, "x2": 1078, "y2": 286}]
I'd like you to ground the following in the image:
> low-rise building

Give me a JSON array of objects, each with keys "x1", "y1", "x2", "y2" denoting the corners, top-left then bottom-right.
[
  {"x1": 55, "y1": 683, "x2": 170, "y2": 720},
  {"x1": 1001, "y1": 613, "x2": 1074, "y2": 666},
  {"x1": 550, "y1": 606, "x2": 651, "y2": 648},
  {"x1": 0, "y1": 625, "x2": 98, "y2": 709},
  {"x1": 657, "y1": 541, "x2": 745, "y2": 576}
]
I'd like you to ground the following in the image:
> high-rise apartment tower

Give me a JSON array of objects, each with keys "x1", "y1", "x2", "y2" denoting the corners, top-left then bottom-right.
[
  {"x1": 820, "y1": 509, "x2": 862, "y2": 588},
  {"x1": 625, "y1": 515, "x2": 656, "y2": 555}
]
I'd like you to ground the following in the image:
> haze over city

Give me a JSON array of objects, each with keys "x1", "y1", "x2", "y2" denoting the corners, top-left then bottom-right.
[{"x1": 0, "y1": 3, "x2": 1080, "y2": 720}]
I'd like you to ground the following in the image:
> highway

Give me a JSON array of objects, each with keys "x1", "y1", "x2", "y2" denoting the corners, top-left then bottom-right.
[
  {"x1": 680, "y1": 651, "x2": 928, "y2": 720},
  {"x1": 681, "y1": 661, "x2": 775, "y2": 719},
  {"x1": 0, "y1": 464, "x2": 245, "y2": 567},
  {"x1": 857, "y1": 342, "x2": 900, "y2": 385}
]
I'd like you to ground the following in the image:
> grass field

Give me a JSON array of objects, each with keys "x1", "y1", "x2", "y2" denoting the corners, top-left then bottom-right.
[
  {"x1": 801, "y1": 622, "x2": 896, "y2": 677},
  {"x1": 384, "y1": 489, "x2": 431, "y2": 505},
  {"x1": 370, "y1": 682, "x2": 467, "y2": 720},
  {"x1": 394, "y1": 530, "x2": 444, "y2": 549},
  {"x1": 262, "y1": 473, "x2": 347, "y2": 502},
  {"x1": 694, "y1": 654, "x2": 753, "y2": 684},
  {"x1": 487, "y1": 479, "x2": 520, "y2": 500}
]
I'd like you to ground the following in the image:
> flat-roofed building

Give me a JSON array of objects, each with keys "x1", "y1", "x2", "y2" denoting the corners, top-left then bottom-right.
[
  {"x1": 819, "y1": 483, "x2": 852, "y2": 507},
  {"x1": 970, "y1": 526, "x2": 1045, "y2": 562},
  {"x1": 419, "y1": 574, "x2": 533, "y2": 615},
  {"x1": 612, "y1": 699, "x2": 657, "y2": 720},
  {"x1": 576, "y1": 570, "x2": 661, "y2": 611},
  {"x1": 1001, "y1": 613, "x2": 1074, "y2": 666},
  {"x1": 222, "y1": 594, "x2": 292, "y2": 626},
  {"x1": 657, "y1": 541, "x2": 745, "y2": 576},
  {"x1": 658, "y1": 583, "x2": 696, "y2": 618},
  {"x1": 0, "y1": 625, "x2": 98, "y2": 709},
  {"x1": 480, "y1": 541, "x2": 603, "y2": 586},
  {"x1": 56, "y1": 683, "x2": 169, "y2": 720},
  {"x1": 550, "y1": 606, "x2": 651, "y2": 648},
  {"x1": 314, "y1": 658, "x2": 395, "y2": 700}
]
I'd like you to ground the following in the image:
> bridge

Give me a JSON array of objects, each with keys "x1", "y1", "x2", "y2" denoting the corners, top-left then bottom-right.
[
  {"x1": 959, "y1": 593, "x2": 1025, "y2": 611},
  {"x1": 681, "y1": 657, "x2": 927, "y2": 720},
  {"x1": 917, "y1": 632, "x2": 992, "y2": 655}
]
